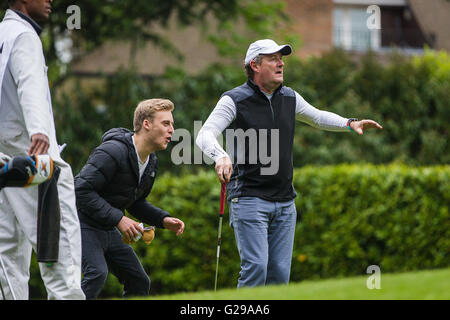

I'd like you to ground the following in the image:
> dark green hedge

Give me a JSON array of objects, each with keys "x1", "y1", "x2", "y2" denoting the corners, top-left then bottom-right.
[
  {"x1": 29, "y1": 164, "x2": 449, "y2": 298},
  {"x1": 291, "y1": 164, "x2": 449, "y2": 281}
]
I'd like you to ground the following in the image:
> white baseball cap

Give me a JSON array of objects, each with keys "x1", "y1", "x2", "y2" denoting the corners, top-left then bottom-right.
[{"x1": 244, "y1": 39, "x2": 292, "y2": 66}]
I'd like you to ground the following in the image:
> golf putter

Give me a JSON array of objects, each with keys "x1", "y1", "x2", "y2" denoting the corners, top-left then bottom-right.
[
  {"x1": 0, "y1": 254, "x2": 16, "y2": 300},
  {"x1": 214, "y1": 183, "x2": 227, "y2": 292}
]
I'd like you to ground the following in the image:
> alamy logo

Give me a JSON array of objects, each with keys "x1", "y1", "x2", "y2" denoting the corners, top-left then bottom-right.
[
  {"x1": 366, "y1": 265, "x2": 381, "y2": 289},
  {"x1": 66, "y1": 5, "x2": 81, "y2": 30},
  {"x1": 367, "y1": 5, "x2": 381, "y2": 30},
  {"x1": 171, "y1": 121, "x2": 280, "y2": 175}
]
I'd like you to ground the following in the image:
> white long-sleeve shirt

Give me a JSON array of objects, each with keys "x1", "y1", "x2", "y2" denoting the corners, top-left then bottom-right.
[{"x1": 196, "y1": 90, "x2": 349, "y2": 162}]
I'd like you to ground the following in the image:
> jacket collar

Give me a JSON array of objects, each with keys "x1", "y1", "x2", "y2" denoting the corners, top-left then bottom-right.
[
  {"x1": 125, "y1": 132, "x2": 141, "y2": 181},
  {"x1": 127, "y1": 132, "x2": 156, "y2": 183},
  {"x1": 4, "y1": 9, "x2": 42, "y2": 35}
]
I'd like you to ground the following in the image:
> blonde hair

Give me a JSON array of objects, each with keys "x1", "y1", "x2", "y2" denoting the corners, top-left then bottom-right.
[{"x1": 133, "y1": 99, "x2": 174, "y2": 132}]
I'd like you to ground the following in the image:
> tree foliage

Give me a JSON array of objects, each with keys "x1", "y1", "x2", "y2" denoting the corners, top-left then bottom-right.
[{"x1": 1, "y1": 0, "x2": 288, "y2": 83}]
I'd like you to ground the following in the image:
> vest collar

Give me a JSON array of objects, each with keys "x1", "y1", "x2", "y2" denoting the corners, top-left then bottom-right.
[{"x1": 246, "y1": 79, "x2": 283, "y2": 97}]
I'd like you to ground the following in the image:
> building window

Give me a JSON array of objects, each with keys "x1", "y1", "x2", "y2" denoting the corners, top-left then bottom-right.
[
  {"x1": 334, "y1": 7, "x2": 381, "y2": 51},
  {"x1": 333, "y1": 2, "x2": 430, "y2": 53},
  {"x1": 380, "y1": 6, "x2": 429, "y2": 49}
]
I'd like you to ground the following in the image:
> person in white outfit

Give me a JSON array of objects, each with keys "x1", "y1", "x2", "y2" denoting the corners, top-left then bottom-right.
[{"x1": 0, "y1": 0, "x2": 85, "y2": 299}]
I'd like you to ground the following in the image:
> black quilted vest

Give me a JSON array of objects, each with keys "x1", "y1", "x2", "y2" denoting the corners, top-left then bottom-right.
[{"x1": 223, "y1": 80, "x2": 297, "y2": 202}]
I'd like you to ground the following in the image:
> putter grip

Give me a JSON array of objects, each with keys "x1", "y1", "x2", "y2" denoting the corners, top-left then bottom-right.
[{"x1": 219, "y1": 183, "x2": 226, "y2": 215}]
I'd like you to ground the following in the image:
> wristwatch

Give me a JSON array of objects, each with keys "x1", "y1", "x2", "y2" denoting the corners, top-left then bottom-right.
[{"x1": 347, "y1": 118, "x2": 358, "y2": 133}]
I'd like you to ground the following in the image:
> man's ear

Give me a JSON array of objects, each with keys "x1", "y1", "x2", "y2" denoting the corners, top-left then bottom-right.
[
  {"x1": 250, "y1": 59, "x2": 260, "y2": 73},
  {"x1": 142, "y1": 119, "x2": 152, "y2": 131}
]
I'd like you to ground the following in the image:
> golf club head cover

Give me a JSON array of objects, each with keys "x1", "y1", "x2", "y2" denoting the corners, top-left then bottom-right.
[
  {"x1": 121, "y1": 224, "x2": 155, "y2": 245},
  {"x1": 0, "y1": 155, "x2": 54, "y2": 189},
  {"x1": 142, "y1": 226, "x2": 155, "y2": 245}
]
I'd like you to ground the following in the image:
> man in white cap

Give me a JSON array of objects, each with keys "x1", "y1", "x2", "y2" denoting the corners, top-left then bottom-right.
[
  {"x1": 196, "y1": 39, "x2": 382, "y2": 288},
  {"x1": 0, "y1": 0, "x2": 85, "y2": 299}
]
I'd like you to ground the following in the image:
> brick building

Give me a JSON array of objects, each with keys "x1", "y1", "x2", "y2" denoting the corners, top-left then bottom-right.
[
  {"x1": 286, "y1": 0, "x2": 449, "y2": 57},
  {"x1": 71, "y1": 0, "x2": 449, "y2": 76}
]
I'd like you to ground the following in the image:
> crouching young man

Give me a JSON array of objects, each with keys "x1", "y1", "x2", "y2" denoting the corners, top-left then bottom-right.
[{"x1": 74, "y1": 99, "x2": 185, "y2": 299}]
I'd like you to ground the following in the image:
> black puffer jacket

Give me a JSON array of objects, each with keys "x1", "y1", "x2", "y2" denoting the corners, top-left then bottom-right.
[{"x1": 75, "y1": 128, "x2": 170, "y2": 230}]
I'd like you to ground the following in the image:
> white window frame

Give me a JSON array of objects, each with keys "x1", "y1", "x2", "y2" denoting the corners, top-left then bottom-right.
[{"x1": 333, "y1": 5, "x2": 382, "y2": 51}]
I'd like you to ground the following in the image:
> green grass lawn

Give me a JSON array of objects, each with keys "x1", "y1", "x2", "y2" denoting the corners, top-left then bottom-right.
[{"x1": 146, "y1": 267, "x2": 450, "y2": 300}]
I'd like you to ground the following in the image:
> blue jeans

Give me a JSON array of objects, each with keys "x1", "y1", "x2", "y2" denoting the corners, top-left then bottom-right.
[{"x1": 229, "y1": 196, "x2": 297, "y2": 288}]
